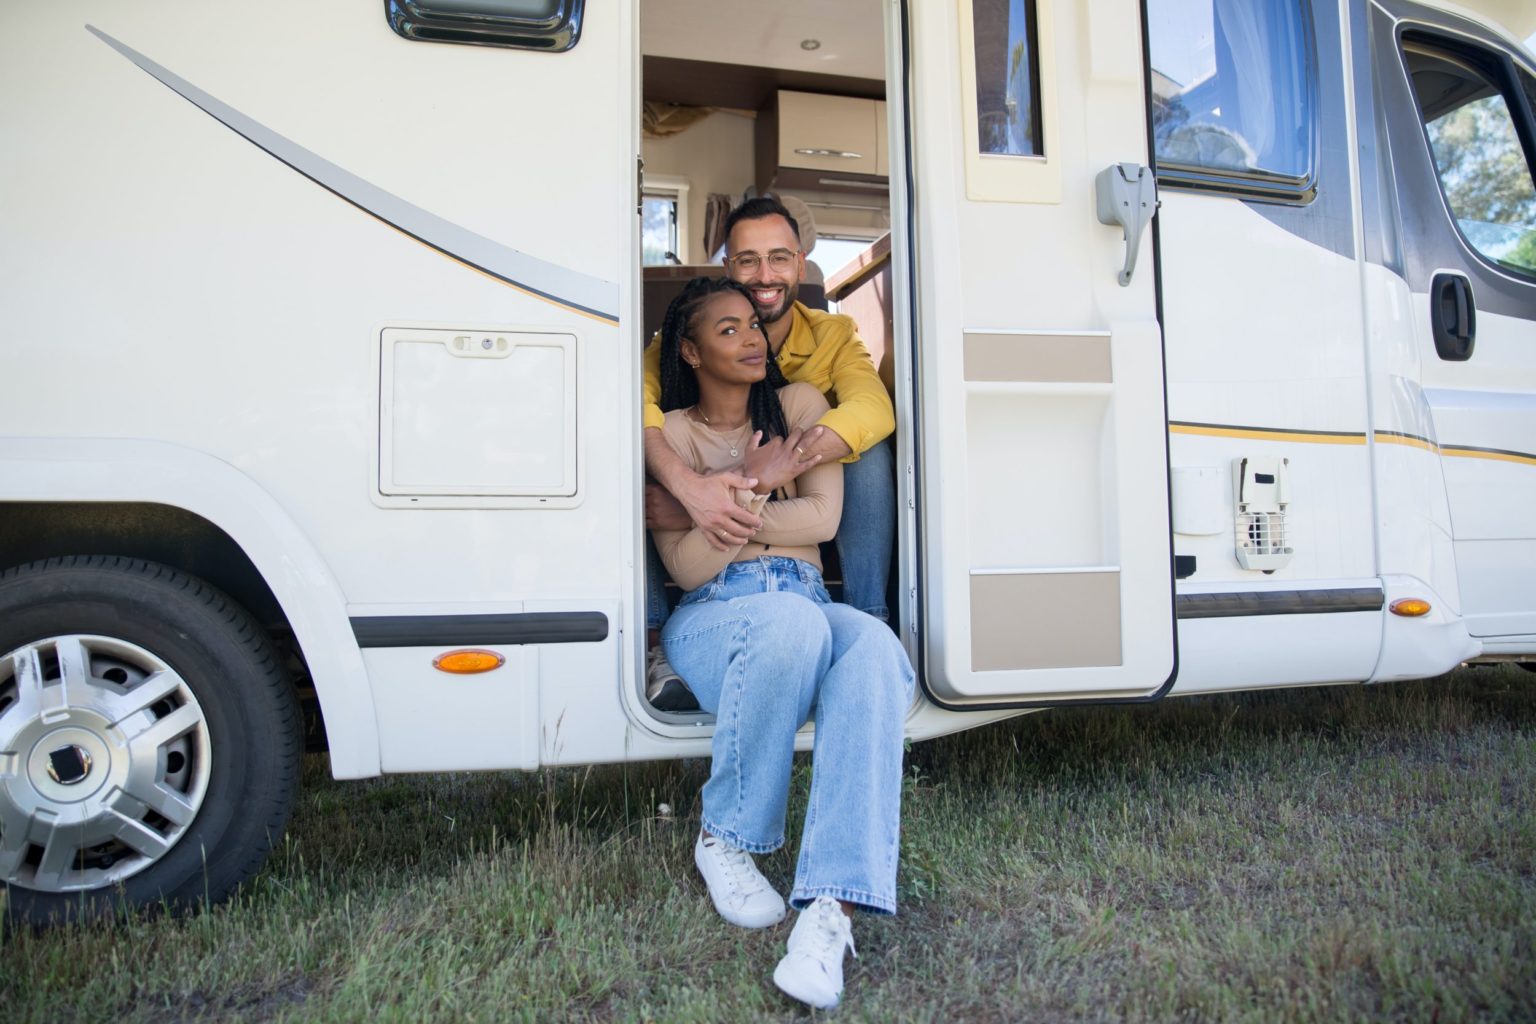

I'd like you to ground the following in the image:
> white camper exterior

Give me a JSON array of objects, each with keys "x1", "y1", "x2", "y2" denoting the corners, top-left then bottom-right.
[{"x1": 1, "y1": 0, "x2": 1532, "y2": 920}]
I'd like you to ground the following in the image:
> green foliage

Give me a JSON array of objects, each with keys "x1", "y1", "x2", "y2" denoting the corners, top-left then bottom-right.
[
  {"x1": 1501, "y1": 228, "x2": 1536, "y2": 274},
  {"x1": 1427, "y1": 97, "x2": 1536, "y2": 227}
]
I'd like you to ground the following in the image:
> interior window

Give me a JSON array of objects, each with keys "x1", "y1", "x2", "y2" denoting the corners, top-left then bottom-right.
[
  {"x1": 1147, "y1": 0, "x2": 1314, "y2": 194},
  {"x1": 1405, "y1": 44, "x2": 1536, "y2": 277},
  {"x1": 814, "y1": 234, "x2": 882, "y2": 279},
  {"x1": 641, "y1": 194, "x2": 680, "y2": 266},
  {"x1": 971, "y1": 0, "x2": 1043, "y2": 157}
]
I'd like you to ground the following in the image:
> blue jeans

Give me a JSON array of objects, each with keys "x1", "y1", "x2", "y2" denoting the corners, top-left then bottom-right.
[
  {"x1": 646, "y1": 438, "x2": 895, "y2": 629},
  {"x1": 646, "y1": 534, "x2": 670, "y2": 631},
  {"x1": 662, "y1": 556, "x2": 915, "y2": 914},
  {"x1": 837, "y1": 438, "x2": 895, "y2": 622}
]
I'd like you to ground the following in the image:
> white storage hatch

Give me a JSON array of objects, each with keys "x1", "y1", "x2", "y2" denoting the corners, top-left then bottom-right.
[{"x1": 378, "y1": 327, "x2": 577, "y2": 502}]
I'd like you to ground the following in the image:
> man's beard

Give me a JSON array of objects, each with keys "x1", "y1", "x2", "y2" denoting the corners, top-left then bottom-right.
[{"x1": 754, "y1": 283, "x2": 798, "y2": 325}]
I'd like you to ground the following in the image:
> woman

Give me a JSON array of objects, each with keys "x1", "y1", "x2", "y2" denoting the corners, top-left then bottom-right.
[{"x1": 651, "y1": 277, "x2": 914, "y2": 1010}]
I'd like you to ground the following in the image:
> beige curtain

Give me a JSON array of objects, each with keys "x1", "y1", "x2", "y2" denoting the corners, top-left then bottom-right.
[
  {"x1": 641, "y1": 102, "x2": 714, "y2": 139},
  {"x1": 641, "y1": 103, "x2": 757, "y2": 140},
  {"x1": 701, "y1": 193, "x2": 733, "y2": 262}
]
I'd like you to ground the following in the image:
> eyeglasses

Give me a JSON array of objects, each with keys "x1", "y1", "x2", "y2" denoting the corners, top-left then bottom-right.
[{"x1": 725, "y1": 249, "x2": 800, "y2": 272}]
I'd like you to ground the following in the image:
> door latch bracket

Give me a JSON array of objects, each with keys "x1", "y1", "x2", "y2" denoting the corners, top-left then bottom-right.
[{"x1": 1095, "y1": 162, "x2": 1159, "y2": 286}]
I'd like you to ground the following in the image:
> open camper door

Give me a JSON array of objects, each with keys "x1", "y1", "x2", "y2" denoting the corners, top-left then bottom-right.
[{"x1": 906, "y1": 0, "x2": 1176, "y2": 707}]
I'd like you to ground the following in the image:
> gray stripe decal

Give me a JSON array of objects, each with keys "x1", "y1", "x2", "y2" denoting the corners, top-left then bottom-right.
[
  {"x1": 1176, "y1": 588, "x2": 1384, "y2": 619},
  {"x1": 87, "y1": 25, "x2": 619, "y2": 323},
  {"x1": 351, "y1": 611, "x2": 609, "y2": 647}
]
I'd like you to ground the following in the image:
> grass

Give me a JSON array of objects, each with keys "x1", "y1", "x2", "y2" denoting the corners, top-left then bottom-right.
[{"x1": 3, "y1": 664, "x2": 1533, "y2": 1022}]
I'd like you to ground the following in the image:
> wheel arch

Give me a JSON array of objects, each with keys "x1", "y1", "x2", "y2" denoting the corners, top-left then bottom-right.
[{"x1": 0, "y1": 438, "x2": 380, "y2": 778}]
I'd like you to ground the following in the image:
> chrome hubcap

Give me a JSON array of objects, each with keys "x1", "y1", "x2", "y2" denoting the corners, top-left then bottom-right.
[
  {"x1": 45, "y1": 744, "x2": 95, "y2": 785},
  {"x1": 0, "y1": 635, "x2": 211, "y2": 892}
]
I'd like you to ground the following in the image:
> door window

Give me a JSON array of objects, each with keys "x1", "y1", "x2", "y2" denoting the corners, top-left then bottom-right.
[
  {"x1": 957, "y1": 0, "x2": 1059, "y2": 202},
  {"x1": 971, "y1": 0, "x2": 1044, "y2": 157},
  {"x1": 1147, "y1": 0, "x2": 1315, "y2": 197},
  {"x1": 1404, "y1": 42, "x2": 1536, "y2": 277}
]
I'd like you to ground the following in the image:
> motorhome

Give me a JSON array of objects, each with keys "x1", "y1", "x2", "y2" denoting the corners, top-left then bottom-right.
[{"x1": 1, "y1": 0, "x2": 1532, "y2": 922}]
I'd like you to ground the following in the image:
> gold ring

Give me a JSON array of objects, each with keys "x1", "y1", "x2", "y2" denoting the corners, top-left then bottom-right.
[{"x1": 795, "y1": 446, "x2": 806, "y2": 456}]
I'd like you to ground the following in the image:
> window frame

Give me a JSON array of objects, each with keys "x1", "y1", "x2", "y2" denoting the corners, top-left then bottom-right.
[
  {"x1": 1398, "y1": 25, "x2": 1536, "y2": 283},
  {"x1": 640, "y1": 175, "x2": 691, "y2": 265},
  {"x1": 384, "y1": 0, "x2": 585, "y2": 52},
  {"x1": 956, "y1": 0, "x2": 1062, "y2": 204},
  {"x1": 1148, "y1": 0, "x2": 1321, "y2": 204}
]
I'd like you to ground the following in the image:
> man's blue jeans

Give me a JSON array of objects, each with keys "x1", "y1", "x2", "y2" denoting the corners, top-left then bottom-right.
[
  {"x1": 837, "y1": 437, "x2": 894, "y2": 621},
  {"x1": 662, "y1": 557, "x2": 914, "y2": 914},
  {"x1": 646, "y1": 438, "x2": 894, "y2": 629}
]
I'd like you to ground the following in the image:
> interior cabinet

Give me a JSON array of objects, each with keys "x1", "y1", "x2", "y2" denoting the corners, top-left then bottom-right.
[{"x1": 756, "y1": 90, "x2": 888, "y2": 194}]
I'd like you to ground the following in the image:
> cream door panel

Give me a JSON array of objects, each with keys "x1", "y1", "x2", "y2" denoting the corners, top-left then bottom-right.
[{"x1": 910, "y1": 0, "x2": 1175, "y2": 706}]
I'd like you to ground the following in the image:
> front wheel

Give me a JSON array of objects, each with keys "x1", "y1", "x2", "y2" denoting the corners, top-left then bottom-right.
[{"x1": 0, "y1": 556, "x2": 301, "y2": 923}]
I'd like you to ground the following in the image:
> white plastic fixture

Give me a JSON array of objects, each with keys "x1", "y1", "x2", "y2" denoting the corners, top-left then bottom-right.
[
  {"x1": 1171, "y1": 465, "x2": 1225, "y2": 536},
  {"x1": 1234, "y1": 456, "x2": 1294, "y2": 572}
]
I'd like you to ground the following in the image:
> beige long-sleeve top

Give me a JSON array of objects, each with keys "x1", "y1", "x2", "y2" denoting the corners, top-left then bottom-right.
[{"x1": 653, "y1": 382, "x2": 844, "y2": 592}]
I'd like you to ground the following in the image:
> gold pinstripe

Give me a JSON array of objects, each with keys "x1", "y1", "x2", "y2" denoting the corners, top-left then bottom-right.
[
  {"x1": 1441, "y1": 446, "x2": 1536, "y2": 467},
  {"x1": 1168, "y1": 422, "x2": 1536, "y2": 467},
  {"x1": 1168, "y1": 423, "x2": 1365, "y2": 445}
]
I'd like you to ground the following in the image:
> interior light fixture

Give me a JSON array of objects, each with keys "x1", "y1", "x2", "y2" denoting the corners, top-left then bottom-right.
[{"x1": 800, "y1": 38, "x2": 821, "y2": 51}]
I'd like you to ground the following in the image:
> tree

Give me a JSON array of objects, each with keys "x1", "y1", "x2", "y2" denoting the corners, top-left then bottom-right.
[{"x1": 1426, "y1": 96, "x2": 1536, "y2": 227}]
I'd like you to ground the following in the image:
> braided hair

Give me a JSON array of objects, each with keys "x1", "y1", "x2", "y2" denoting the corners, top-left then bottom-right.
[{"x1": 658, "y1": 277, "x2": 791, "y2": 442}]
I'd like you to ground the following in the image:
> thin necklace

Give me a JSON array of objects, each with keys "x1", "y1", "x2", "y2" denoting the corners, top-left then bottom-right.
[{"x1": 694, "y1": 408, "x2": 750, "y2": 458}]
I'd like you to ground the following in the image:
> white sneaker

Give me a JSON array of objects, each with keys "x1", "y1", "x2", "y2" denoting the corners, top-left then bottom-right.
[
  {"x1": 694, "y1": 832, "x2": 786, "y2": 929},
  {"x1": 773, "y1": 896, "x2": 857, "y2": 1009}
]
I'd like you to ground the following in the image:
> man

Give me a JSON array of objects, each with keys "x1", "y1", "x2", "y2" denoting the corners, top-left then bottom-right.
[{"x1": 642, "y1": 197, "x2": 896, "y2": 698}]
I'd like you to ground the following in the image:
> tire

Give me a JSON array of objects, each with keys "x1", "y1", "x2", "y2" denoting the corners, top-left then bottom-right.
[{"x1": 0, "y1": 556, "x2": 302, "y2": 924}]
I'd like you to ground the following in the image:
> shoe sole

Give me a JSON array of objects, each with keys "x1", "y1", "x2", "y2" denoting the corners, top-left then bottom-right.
[
  {"x1": 773, "y1": 958, "x2": 840, "y2": 1010},
  {"x1": 694, "y1": 842, "x2": 786, "y2": 929},
  {"x1": 650, "y1": 679, "x2": 700, "y2": 712}
]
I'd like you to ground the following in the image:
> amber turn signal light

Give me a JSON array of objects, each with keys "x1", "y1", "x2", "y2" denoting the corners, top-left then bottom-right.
[
  {"x1": 433, "y1": 649, "x2": 505, "y2": 673},
  {"x1": 1389, "y1": 598, "x2": 1431, "y2": 617}
]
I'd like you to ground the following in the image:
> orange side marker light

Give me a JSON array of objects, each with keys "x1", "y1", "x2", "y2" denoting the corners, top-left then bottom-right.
[
  {"x1": 1389, "y1": 598, "x2": 1432, "y2": 617},
  {"x1": 433, "y1": 649, "x2": 505, "y2": 673}
]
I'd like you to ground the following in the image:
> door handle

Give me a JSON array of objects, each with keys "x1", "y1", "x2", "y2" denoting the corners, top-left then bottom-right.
[
  {"x1": 1095, "y1": 162, "x2": 1158, "y2": 286},
  {"x1": 1430, "y1": 272, "x2": 1476, "y2": 361}
]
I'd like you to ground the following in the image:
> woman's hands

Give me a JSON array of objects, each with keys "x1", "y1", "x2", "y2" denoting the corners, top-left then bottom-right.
[
  {"x1": 742, "y1": 428, "x2": 823, "y2": 495},
  {"x1": 643, "y1": 420, "x2": 852, "y2": 549}
]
